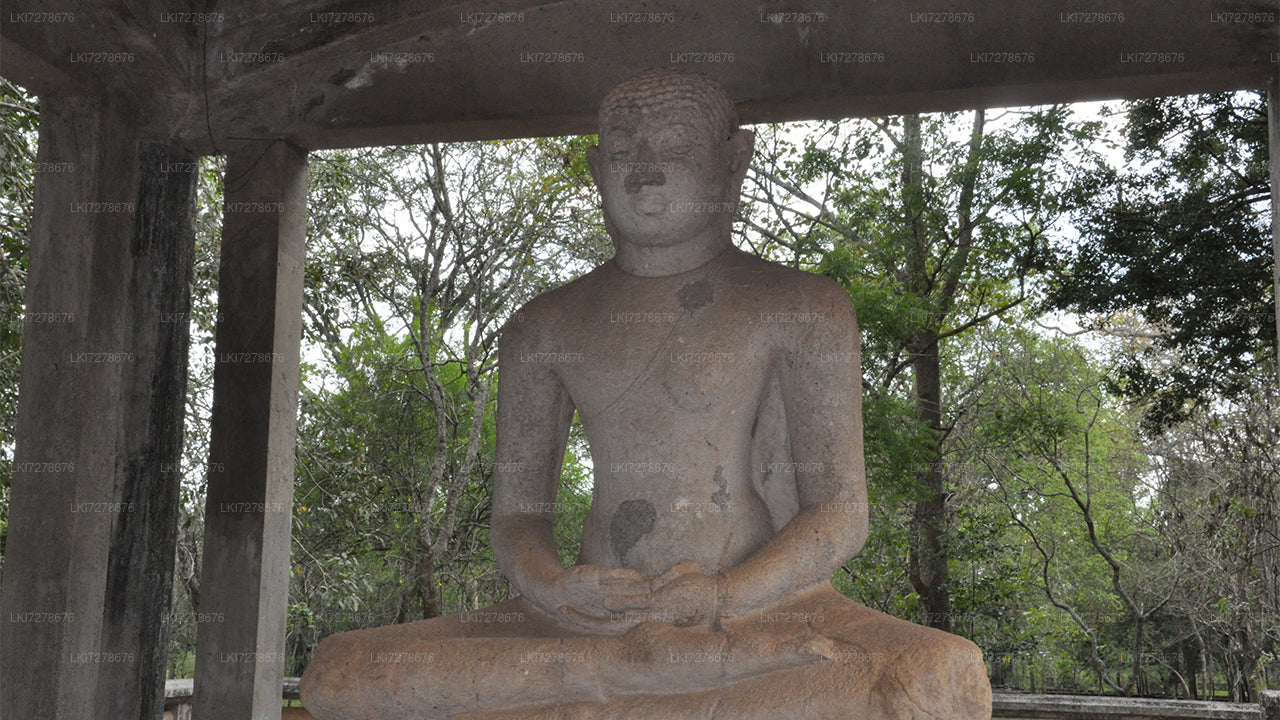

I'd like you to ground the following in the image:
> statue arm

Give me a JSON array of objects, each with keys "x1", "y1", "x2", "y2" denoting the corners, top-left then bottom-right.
[
  {"x1": 490, "y1": 310, "x2": 578, "y2": 611},
  {"x1": 490, "y1": 308, "x2": 650, "y2": 633},
  {"x1": 717, "y1": 281, "x2": 868, "y2": 617}
]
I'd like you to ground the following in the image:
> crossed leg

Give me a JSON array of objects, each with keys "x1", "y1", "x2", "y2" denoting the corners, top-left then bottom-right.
[
  {"x1": 301, "y1": 584, "x2": 990, "y2": 720},
  {"x1": 449, "y1": 584, "x2": 991, "y2": 720}
]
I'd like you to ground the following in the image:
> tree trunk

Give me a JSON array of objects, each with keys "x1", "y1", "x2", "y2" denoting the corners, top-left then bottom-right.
[
  {"x1": 1132, "y1": 616, "x2": 1146, "y2": 695},
  {"x1": 1182, "y1": 635, "x2": 1200, "y2": 700},
  {"x1": 909, "y1": 329, "x2": 952, "y2": 632},
  {"x1": 894, "y1": 113, "x2": 954, "y2": 633},
  {"x1": 419, "y1": 551, "x2": 440, "y2": 620},
  {"x1": 1235, "y1": 626, "x2": 1254, "y2": 702}
]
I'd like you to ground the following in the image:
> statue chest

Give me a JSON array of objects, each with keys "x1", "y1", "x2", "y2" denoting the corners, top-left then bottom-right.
[{"x1": 553, "y1": 305, "x2": 781, "y2": 423}]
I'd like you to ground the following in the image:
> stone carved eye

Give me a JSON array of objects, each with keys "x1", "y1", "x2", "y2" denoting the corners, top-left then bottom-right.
[{"x1": 662, "y1": 128, "x2": 698, "y2": 157}]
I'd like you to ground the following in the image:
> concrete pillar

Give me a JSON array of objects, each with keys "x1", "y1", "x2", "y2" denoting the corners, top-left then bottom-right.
[
  {"x1": 0, "y1": 96, "x2": 197, "y2": 719},
  {"x1": 193, "y1": 139, "x2": 307, "y2": 720}
]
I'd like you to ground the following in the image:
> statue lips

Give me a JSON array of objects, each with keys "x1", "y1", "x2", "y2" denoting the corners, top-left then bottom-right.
[{"x1": 630, "y1": 189, "x2": 668, "y2": 216}]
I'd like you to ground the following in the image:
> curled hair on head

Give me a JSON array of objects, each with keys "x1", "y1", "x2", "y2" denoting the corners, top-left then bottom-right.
[{"x1": 599, "y1": 68, "x2": 740, "y2": 139}]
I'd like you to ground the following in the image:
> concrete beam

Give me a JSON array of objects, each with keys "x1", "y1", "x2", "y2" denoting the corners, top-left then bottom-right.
[
  {"x1": 0, "y1": 0, "x2": 195, "y2": 101},
  {"x1": 172, "y1": 0, "x2": 1277, "y2": 150},
  {"x1": 193, "y1": 139, "x2": 307, "y2": 720},
  {"x1": 204, "y1": 0, "x2": 551, "y2": 90},
  {"x1": 0, "y1": 96, "x2": 196, "y2": 720},
  {"x1": 3, "y1": 0, "x2": 1273, "y2": 147},
  {"x1": 0, "y1": 34, "x2": 89, "y2": 95}
]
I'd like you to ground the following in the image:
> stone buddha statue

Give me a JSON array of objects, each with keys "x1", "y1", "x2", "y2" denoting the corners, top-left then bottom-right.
[{"x1": 301, "y1": 68, "x2": 992, "y2": 720}]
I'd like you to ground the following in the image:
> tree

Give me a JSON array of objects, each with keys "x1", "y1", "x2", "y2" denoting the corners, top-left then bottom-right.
[
  {"x1": 166, "y1": 155, "x2": 227, "y2": 676},
  {"x1": 1146, "y1": 382, "x2": 1280, "y2": 701},
  {"x1": 743, "y1": 108, "x2": 1102, "y2": 630},
  {"x1": 286, "y1": 137, "x2": 604, "y2": 668},
  {"x1": 1046, "y1": 92, "x2": 1274, "y2": 429},
  {"x1": 961, "y1": 324, "x2": 1172, "y2": 695},
  {"x1": 0, "y1": 77, "x2": 38, "y2": 560}
]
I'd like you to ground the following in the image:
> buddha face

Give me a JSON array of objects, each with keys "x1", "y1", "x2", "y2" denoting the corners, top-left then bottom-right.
[{"x1": 587, "y1": 72, "x2": 753, "y2": 250}]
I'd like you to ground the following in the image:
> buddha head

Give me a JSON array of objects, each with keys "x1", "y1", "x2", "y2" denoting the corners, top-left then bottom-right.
[{"x1": 587, "y1": 68, "x2": 755, "y2": 252}]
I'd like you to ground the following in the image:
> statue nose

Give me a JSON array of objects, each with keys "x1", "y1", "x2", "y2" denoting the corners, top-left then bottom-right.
[{"x1": 624, "y1": 141, "x2": 665, "y2": 193}]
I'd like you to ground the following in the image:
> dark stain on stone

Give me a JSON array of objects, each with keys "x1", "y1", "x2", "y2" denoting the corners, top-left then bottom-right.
[
  {"x1": 610, "y1": 499, "x2": 656, "y2": 562},
  {"x1": 711, "y1": 465, "x2": 731, "y2": 510},
  {"x1": 328, "y1": 67, "x2": 355, "y2": 86},
  {"x1": 677, "y1": 279, "x2": 714, "y2": 313}
]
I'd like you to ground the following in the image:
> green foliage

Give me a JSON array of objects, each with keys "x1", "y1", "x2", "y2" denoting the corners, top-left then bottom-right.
[
  {"x1": 1145, "y1": 383, "x2": 1280, "y2": 700},
  {"x1": 284, "y1": 137, "x2": 606, "y2": 671},
  {"x1": 0, "y1": 78, "x2": 37, "y2": 549},
  {"x1": 553, "y1": 415, "x2": 594, "y2": 567},
  {"x1": 1046, "y1": 92, "x2": 1275, "y2": 429},
  {"x1": 949, "y1": 323, "x2": 1194, "y2": 694},
  {"x1": 747, "y1": 108, "x2": 1105, "y2": 633}
]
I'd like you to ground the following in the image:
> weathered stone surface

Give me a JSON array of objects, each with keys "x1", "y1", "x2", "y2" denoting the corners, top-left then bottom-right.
[
  {"x1": 194, "y1": 139, "x2": 308, "y2": 720},
  {"x1": 302, "y1": 68, "x2": 992, "y2": 720},
  {"x1": 2, "y1": 1, "x2": 1271, "y2": 151},
  {"x1": 1261, "y1": 690, "x2": 1280, "y2": 720},
  {"x1": 0, "y1": 96, "x2": 196, "y2": 720}
]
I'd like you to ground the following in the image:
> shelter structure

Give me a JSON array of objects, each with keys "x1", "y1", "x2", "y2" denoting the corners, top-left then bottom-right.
[{"x1": 0, "y1": 2, "x2": 1275, "y2": 718}]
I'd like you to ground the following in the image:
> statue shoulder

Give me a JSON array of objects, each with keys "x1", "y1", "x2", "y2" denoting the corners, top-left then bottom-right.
[
  {"x1": 499, "y1": 264, "x2": 614, "y2": 349},
  {"x1": 731, "y1": 251, "x2": 857, "y2": 328},
  {"x1": 799, "y1": 271, "x2": 857, "y2": 327}
]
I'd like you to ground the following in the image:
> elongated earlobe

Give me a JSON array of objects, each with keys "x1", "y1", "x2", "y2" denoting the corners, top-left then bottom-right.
[{"x1": 585, "y1": 145, "x2": 603, "y2": 189}]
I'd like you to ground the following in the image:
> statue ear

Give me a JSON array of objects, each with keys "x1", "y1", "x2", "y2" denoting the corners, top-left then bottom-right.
[
  {"x1": 727, "y1": 128, "x2": 755, "y2": 183},
  {"x1": 585, "y1": 144, "x2": 604, "y2": 191}
]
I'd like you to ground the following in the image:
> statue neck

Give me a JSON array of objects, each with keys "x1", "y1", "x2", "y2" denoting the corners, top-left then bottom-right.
[{"x1": 611, "y1": 232, "x2": 733, "y2": 277}]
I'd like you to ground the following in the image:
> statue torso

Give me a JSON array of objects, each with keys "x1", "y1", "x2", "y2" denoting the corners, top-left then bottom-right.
[{"x1": 528, "y1": 248, "x2": 832, "y2": 575}]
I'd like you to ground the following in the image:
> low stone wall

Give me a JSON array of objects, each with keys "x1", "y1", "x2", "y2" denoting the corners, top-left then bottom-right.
[
  {"x1": 164, "y1": 677, "x2": 310, "y2": 719},
  {"x1": 161, "y1": 679, "x2": 1279, "y2": 720},
  {"x1": 993, "y1": 690, "x2": 1280, "y2": 720}
]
